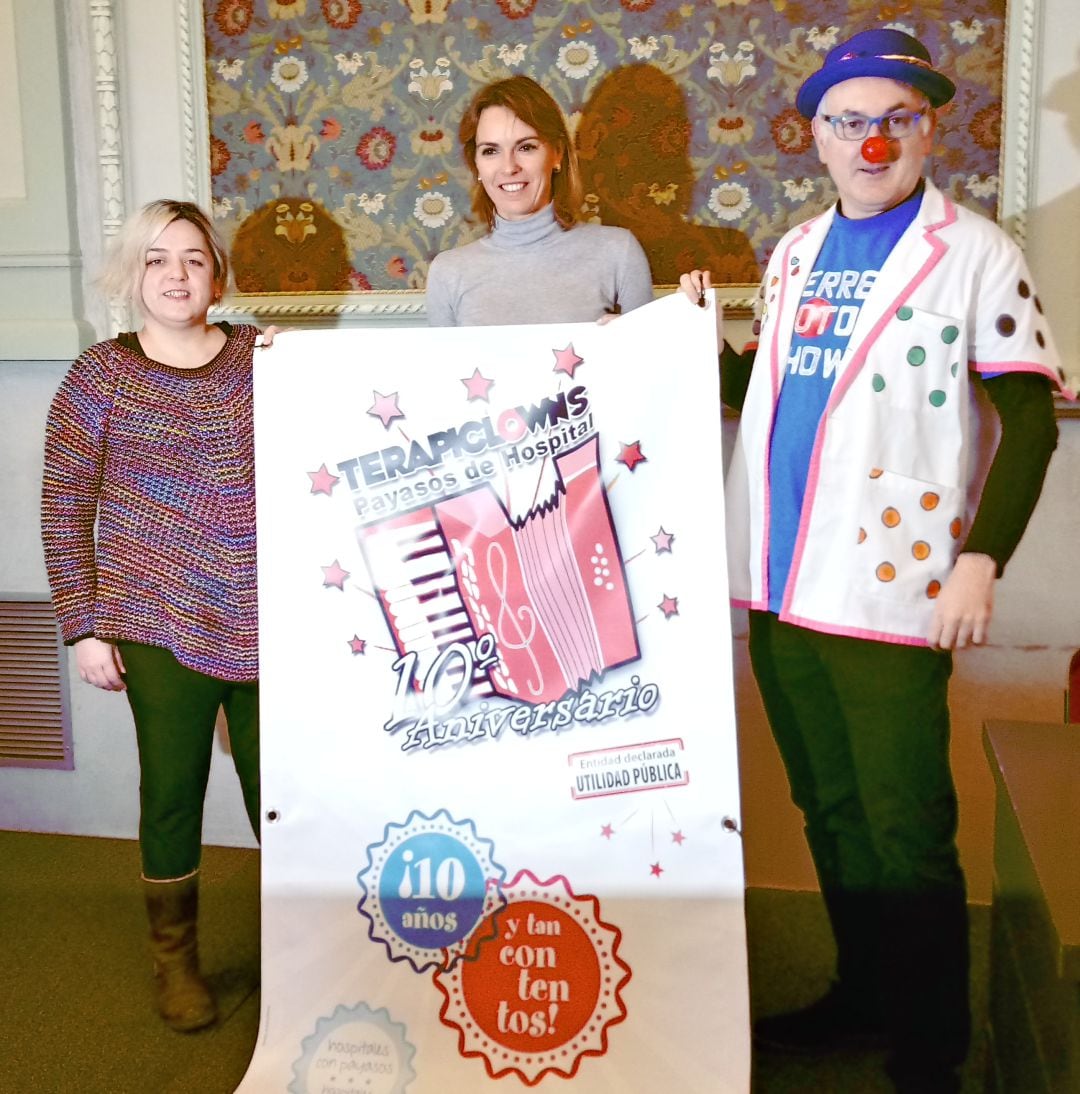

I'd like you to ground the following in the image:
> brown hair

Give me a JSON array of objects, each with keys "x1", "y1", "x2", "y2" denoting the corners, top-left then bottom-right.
[
  {"x1": 99, "y1": 199, "x2": 229, "y2": 308},
  {"x1": 459, "y1": 75, "x2": 583, "y2": 231}
]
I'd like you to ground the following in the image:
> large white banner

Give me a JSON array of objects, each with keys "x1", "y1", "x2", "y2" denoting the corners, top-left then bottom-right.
[{"x1": 240, "y1": 293, "x2": 748, "y2": 1093}]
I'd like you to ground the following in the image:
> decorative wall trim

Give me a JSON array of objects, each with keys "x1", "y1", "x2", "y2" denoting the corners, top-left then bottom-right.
[
  {"x1": 207, "y1": 287, "x2": 758, "y2": 324},
  {"x1": 999, "y1": 0, "x2": 1041, "y2": 248},
  {"x1": 210, "y1": 293, "x2": 427, "y2": 321},
  {"x1": 1, "y1": 252, "x2": 86, "y2": 268},
  {"x1": 0, "y1": 0, "x2": 27, "y2": 201},
  {"x1": 89, "y1": 0, "x2": 128, "y2": 335},
  {"x1": 178, "y1": 0, "x2": 209, "y2": 203}
]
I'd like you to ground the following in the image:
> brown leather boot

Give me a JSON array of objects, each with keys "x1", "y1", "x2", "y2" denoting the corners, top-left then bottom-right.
[{"x1": 142, "y1": 873, "x2": 217, "y2": 1032}]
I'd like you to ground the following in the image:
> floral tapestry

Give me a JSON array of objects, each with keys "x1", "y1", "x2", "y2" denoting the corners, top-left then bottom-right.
[{"x1": 204, "y1": 0, "x2": 1006, "y2": 293}]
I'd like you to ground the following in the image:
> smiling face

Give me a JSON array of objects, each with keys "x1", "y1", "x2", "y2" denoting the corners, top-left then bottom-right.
[
  {"x1": 474, "y1": 104, "x2": 562, "y2": 222},
  {"x1": 138, "y1": 217, "x2": 218, "y2": 330},
  {"x1": 812, "y1": 76, "x2": 934, "y2": 220}
]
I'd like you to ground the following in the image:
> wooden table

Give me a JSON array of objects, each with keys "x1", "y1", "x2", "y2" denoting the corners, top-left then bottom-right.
[{"x1": 982, "y1": 719, "x2": 1080, "y2": 1094}]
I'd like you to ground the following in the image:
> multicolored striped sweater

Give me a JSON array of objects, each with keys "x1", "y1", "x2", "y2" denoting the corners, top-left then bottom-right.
[{"x1": 41, "y1": 324, "x2": 260, "y2": 682}]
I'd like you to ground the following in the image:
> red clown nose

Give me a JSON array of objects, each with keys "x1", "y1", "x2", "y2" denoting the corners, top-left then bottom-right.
[{"x1": 861, "y1": 136, "x2": 890, "y2": 163}]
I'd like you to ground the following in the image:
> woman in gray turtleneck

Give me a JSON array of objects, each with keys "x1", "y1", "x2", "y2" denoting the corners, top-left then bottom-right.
[{"x1": 425, "y1": 75, "x2": 653, "y2": 327}]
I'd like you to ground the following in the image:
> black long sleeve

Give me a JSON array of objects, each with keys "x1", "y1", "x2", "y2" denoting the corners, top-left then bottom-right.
[
  {"x1": 719, "y1": 340, "x2": 755, "y2": 412},
  {"x1": 960, "y1": 371, "x2": 1058, "y2": 576}
]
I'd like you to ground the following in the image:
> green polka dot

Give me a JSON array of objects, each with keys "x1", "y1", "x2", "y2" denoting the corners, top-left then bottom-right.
[
  {"x1": 950, "y1": 362, "x2": 959, "y2": 377},
  {"x1": 929, "y1": 390, "x2": 946, "y2": 407},
  {"x1": 941, "y1": 325, "x2": 959, "y2": 344},
  {"x1": 897, "y1": 306, "x2": 913, "y2": 320},
  {"x1": 872, "y1": 374, "x2": 886, "y2": 392},
  {"x1": 907, "y1": 346, "x2": 926, "y2": 366}
]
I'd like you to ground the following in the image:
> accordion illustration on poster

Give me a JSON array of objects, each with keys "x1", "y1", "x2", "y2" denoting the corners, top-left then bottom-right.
[{"x1": 356, "y1": 432, "x2": 639, "y2": 711}]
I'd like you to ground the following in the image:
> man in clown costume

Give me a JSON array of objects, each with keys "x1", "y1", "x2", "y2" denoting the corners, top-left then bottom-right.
[{"x1": 683, "y1": 26, "x2": 1071, "y2": 1094}]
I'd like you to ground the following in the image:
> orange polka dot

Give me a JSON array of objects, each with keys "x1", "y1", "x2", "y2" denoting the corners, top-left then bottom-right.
[
  {"x1": 876, "y1": 562, "x2": 896, "y2": 582},
  {"x1": 857, "y1": 527, "x2": 867, "y2": 544},
  {"x1": 912, "y1": 540, "x2": 931, "y2": 560},
  {"x1": 926, "y1": 580, "x2": 941, "y2": 599},
  {"x1": 869, "y1": 468, "x2": 883, "y2": 479},
  {"x1": 950, "y1": 517, "x2": 962, "y2": 539},
  {"x1": 882, "y1": 507, "x2": 901, "y2": 528},
  {"x1": 920, "y1": 492, "x2": 940, "y2": 510}
]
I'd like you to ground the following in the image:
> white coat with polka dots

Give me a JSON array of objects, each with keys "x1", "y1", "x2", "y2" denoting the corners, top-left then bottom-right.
[{"x1": 726, "y1": 179, "x2": 1070, "y2": 645}]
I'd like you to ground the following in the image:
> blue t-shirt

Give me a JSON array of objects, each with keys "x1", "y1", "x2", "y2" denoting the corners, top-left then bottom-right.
[{"x1": 767, "y1": 187, "x2": 922, "y2": 612}]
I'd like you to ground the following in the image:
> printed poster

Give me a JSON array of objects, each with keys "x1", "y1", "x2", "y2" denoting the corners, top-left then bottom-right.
[{"x1": 240, "y1": 292, "x2": 749, "y2": 1093}]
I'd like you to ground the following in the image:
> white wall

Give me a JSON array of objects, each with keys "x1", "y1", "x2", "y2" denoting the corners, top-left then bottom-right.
[
  {"x1": 1027, "y1": 5, "x2": 1080, "y2": 385},
  {"x1": 1, "y1": 0, "x2": 1077, "y2": 896},
  {"x1": 0, "y1": 0, "x2": 94, "y2": 358}
]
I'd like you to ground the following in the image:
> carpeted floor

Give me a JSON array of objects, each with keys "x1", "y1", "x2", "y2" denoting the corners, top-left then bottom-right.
[{"x1": 0, "y1": 830, "x2": 988, "y2": 1092}]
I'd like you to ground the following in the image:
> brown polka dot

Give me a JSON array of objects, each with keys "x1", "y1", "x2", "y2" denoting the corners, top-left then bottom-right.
[
  {"x1": 876, "y1": 562, "x2": 896, "y2": 583},
  {"x1": 1018, "y1": 280, "x2": 1030, "y2": 299},
  {"x1": 920, "y1": 492, "x2": 940, "y2": 510},
  {"x1": 912, "y1": 540, "x2": 931, "y2": 560},
  {"x1": 858, "y1": 527, "x2": 867, "y2": 544},
  {"x1": 1035, "y1": 296, "x2": 1043, "y2": 314},
  {"x1": 869, "y1": 467, "x2": 884, "y2": 479},
  {"x1": 950, "y1": 517, "x2": 963, "y2": 539},
  {"x1": 1036, "y1": 331, "x2": 1045, "y2": 348},
  {"x1": 882, "y1": 507, "x2": 901, "y2": 528},
  {"x1": 996, "y1": 314, "x2": 1016, "y2": 337},
  {"x1": 926, "y1": 580, "x2": 941, "y2": 599}
]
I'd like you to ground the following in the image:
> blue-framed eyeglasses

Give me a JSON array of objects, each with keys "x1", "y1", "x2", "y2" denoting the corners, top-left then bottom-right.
[{"x1": 818, "y1": 110, "x2": 926, "y2": 141}]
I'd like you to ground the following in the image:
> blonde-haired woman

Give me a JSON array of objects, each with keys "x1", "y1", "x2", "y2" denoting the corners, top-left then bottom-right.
[
  {"x1": 41, "y1": 199, "x2": 268, "y2": 1032},
  {"x1": 425, "y1": 75, "x2": 653, "y2": 326}
]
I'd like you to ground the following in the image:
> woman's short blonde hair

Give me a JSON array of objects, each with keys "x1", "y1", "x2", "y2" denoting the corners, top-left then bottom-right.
[
  {"x1": 99, "y1": 199, "x2": 229, "y2": 308},
  {"x1": 459, "y1": 76, "x2": 583, "y2": 232}
]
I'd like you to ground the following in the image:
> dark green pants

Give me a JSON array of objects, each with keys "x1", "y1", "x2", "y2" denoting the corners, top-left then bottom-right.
[
  {"x1": 748, "y1": 611, "x2": 970, "y2": 1073},
  {"x1": 119, "y1": 642, "x2": 260, "y2": 880}
]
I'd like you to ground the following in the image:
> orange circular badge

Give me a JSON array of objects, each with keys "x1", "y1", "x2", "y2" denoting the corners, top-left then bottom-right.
[{"x1": 435, "y1": 871, "x2": 631, "y2": 1084}]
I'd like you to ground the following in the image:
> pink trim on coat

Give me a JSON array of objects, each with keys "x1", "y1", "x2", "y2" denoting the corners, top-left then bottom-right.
[{"x1": 779, "y1": 609, "x2": 930, "y2": 647}]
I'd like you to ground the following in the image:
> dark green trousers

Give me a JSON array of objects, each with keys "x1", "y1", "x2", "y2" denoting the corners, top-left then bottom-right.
[
  {"x1": 748, "y1": 611, "x2": 970, "y2": 1073},
  {"x1": 119, "y1": 642, "x2": 260, "y2": 880}
]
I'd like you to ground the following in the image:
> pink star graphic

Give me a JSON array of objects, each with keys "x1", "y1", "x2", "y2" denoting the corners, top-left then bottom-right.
[
  {"x1": 367, "y1": 390, "x2": 404, "y2": 429},
  {"x1": 650, "y1": 862, "x2": 664, "y2": 878},
  {"x1": 617, "y1": 440, "x2": 647, "y2": 472},
  {"x1": 552, "y1": 343, "x2": 584, "y2": 377},
  {"x1": 348, "y1": 635, "x2": 366, "y2": 655},
  {"x1": 600, "y1": 824, "x2": 614, "y2": 840},
  {"x1": 659, "y1": 594, "x2": 679, "y2": 618},
  {"x1": 651, "y1": 526, "x2": 674, "y2": 553},
  {"x1": 307, "y1": 463, "x2": 340, "y2": 496},
  {"x1": 322, "y1": 560, "x2": 349, "y2": 590},
  {"x1": 671, "y1": 830, "x2": 686, "y2": 845},
  {"x1": 461, "y1": 368, "x2": 495, "y2": 402}
]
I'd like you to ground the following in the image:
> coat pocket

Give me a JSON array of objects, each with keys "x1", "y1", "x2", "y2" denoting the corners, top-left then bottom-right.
[
  {"x1": 855, "y1": 467, "x2": 965, "y2": 605},
  {"x1": 867, "y1": 305, "x2": 967, "y2": 414}
]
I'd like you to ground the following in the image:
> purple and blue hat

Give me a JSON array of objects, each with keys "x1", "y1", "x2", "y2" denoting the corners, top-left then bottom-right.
[{"x1": 796, "y1": 28, "x2": 956, "y2": 118}]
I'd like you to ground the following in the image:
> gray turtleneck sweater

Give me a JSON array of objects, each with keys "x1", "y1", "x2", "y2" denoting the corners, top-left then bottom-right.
[{"x1": 424, "y1": 204, "x2": 654, "y2": 327}]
